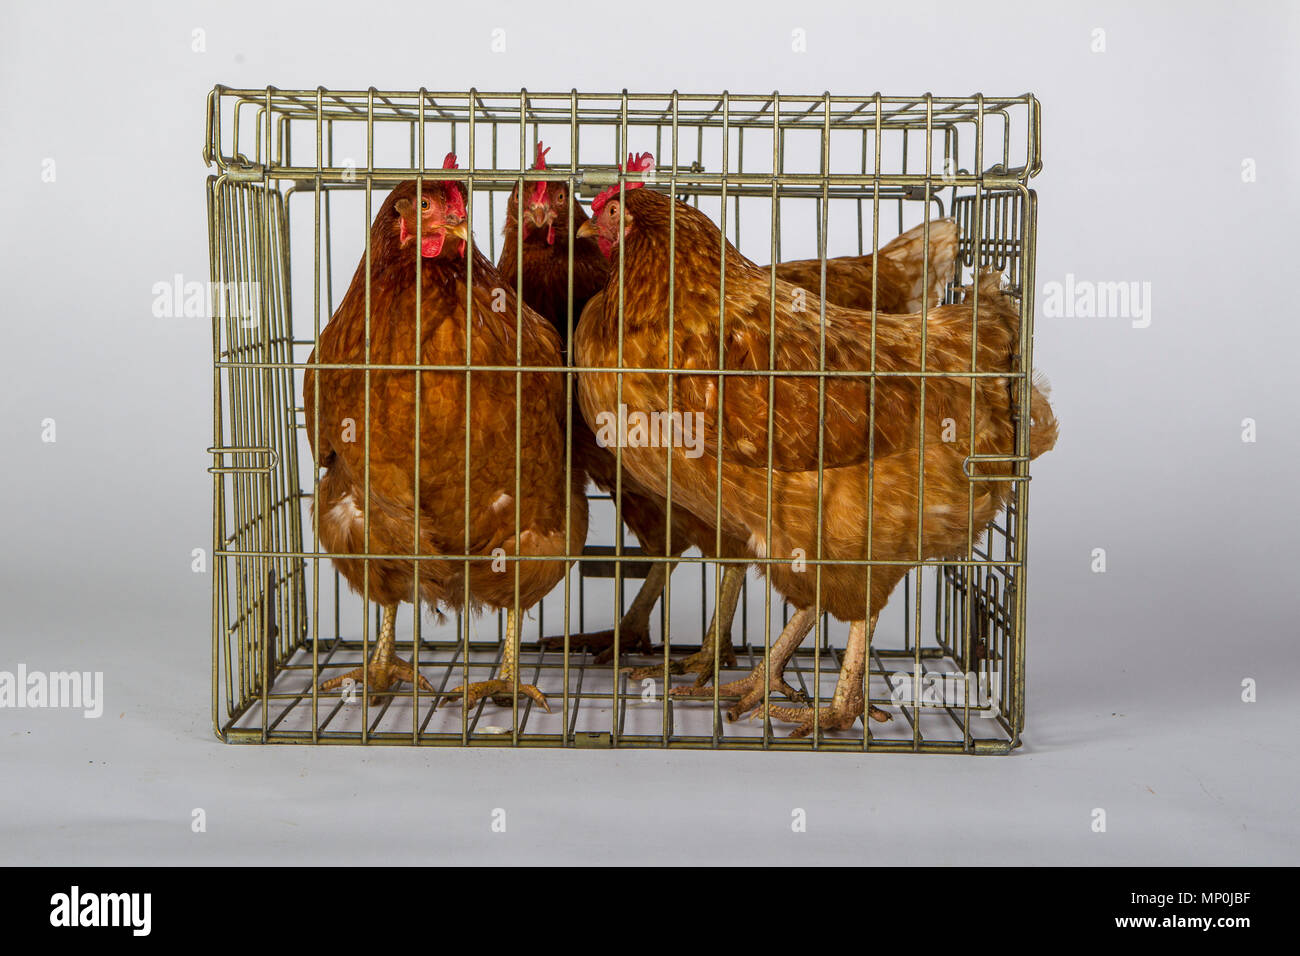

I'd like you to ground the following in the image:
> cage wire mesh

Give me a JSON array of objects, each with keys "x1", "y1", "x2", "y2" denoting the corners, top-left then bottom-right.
[{"x1": 205, "y1": 87, "x2": 1042, "y2": 752}]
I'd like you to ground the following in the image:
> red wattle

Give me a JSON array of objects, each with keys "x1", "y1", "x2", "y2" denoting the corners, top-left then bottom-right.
[
  {"x1": 421, "y1": 233, "x2": 444, "y2": 258},
  {"x1": 546, "y1": 224, "x2": 556, "y2": 246}
]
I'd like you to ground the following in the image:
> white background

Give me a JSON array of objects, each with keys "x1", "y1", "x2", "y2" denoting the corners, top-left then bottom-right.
[{"x1": 1, "y1": 0, "x2": 1296, "y2": 865}]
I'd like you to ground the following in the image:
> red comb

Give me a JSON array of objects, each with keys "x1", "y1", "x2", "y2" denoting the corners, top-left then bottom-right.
[
  {"x1": 590, "y1": 152, "x2": 655, "y2": 214},
  {"x1": 528, "y1": 142, "x2": 551, "y2": 206},
  {"x1": 437, "y1": 151, "x2": 466, "y2": 219},
  {"x1": 625, "y1": 151, "x2": 654, "y2": 173}
]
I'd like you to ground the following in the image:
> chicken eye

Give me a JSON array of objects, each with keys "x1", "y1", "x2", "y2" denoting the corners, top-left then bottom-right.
[
  {"x1": 555, "y1": 188, "x2": 565, "y2": 202},
  {"x1": 420, "y1": 198, "x2": 429, "y2": 210}
]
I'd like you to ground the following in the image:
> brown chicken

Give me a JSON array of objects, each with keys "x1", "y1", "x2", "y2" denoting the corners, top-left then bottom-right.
[
  {"x1": 574, "y1": 153, "x2": 1057, "y2": 735},
  {"x1": 619, "y1": 215, "x2": 960, "y2": 682},
  {"x1": 496, "y1": 142, "x2": 688, "y2": 659},
  {"x1": 501, "y1": 144, "x2": 960, "y2": 684},
  {"x1": 304, "y1": 155, "x2": 587, "y2": 712},
  {"x1": 496, "y1": 142, "x2": 611, "y2": 350}
]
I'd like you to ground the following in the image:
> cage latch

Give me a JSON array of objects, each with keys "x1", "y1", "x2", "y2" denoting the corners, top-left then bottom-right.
[
  {"x1": 208, "y1": 445, "x2": 279, "y2": 475},
  {"x1": 962, "y1": 454, "x2": 1031, "y2": 482}
]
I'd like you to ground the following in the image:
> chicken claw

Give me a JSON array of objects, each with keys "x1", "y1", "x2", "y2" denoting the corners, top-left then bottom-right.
[
  {"x1": 538, "y1": 562, "x2": 670, "y2": 662},
  {"x1": 671, "y1": 666, "x2": 807, "y2": 722},
  {"x1": 625, "y1": 565, "x2": 745, "y2": 684},
  {"x1": 753, "y1": 701, "x2": 892, "y2": 739},
  {"x1": 440, "y1": 608, "x2": 551, "y2": 714},
  {"x1": 745, "y1": 615, "x2": 892, "y2": 736},
  {"x1": 318, "y1": 604, "x2": 434, "y2": 706},
  {"x1": 663, "y1": 607, "x2": 819, "y2": 719},
  {"x1": 539, "y1": 624, "x2": 653, "y2": 662},
  {"x1": 321, "y1": 658, "x2": 434, "y2": 707},
  {"x1": 625, "y1": 642, "x2": 739, "y2": 684},
  {"x1": 438, "y1": 679, "x2": 551, "y2": 714}
]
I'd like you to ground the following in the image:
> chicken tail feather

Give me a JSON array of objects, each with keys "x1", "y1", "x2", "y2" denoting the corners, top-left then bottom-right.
[
  {"x1": 1027, "y1": 372, "x2": 1059, "y2": 460},
  {"x1": 880, "y1": 218, "x2": 959, "y2": 311},
  {"x1": 956, "y1": 272, "x2": 1058, "y2": 461}
]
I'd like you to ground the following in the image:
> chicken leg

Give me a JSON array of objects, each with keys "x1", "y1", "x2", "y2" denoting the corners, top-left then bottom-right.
[
  {"x1": 319, "y1": 603, "x2": 434, "y2": 706},
  {"x1": 671, "y1": 606, "x2": 816, "y2": 721},
  {"x1": 626, "y1": 564, "x2": 743, "y2": 685},
  {"x1": 440, "y1": 607, "x2": 552, "y2": 714},
  {"x1": 539, "y1": 560, "x2": 669, "y2": 660},
  {"x1": 754, "y1": 615, "x2": 892, "y2": 738}
]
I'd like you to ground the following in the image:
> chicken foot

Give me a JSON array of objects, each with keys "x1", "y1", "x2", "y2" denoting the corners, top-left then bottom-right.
[
  {"x1": 625, "y1": 564, "x2": 744, "y2": 685},
  {"x1": 440, "y1": 608, "x2": 552, "y2": 714},
  {"x1": 754, "y1": 615, "x2": 892, "y2": 738},
  {"x1": 538, "y1": 560, "x2": 669, "y2": 660},
  {"x1": 319, "y1": 603, "x2": 434, "y2": 706},
  {"x1": 670, "y1": 606, "x2": 815, "y2": 721}
]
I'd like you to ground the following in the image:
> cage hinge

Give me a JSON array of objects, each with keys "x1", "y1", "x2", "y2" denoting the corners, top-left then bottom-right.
[
  {"x1": 209, "y1": 445, "x2": 279, "y2": 475},
  {"x1": 572, "y1": 732, "x2": 613, "y2": 748},
  {"x1": 222, "y1": 161, "x2": 266, "y2": 182},
  {"x1": 576, "y1": 167, "x2": 652, "y2": 198},
  {"x1": 982, "y1": 162, "x2": 1034, "y2": 185},
  {"x1": 576, "y1": 162, "x2": 703, "y2": 198}
]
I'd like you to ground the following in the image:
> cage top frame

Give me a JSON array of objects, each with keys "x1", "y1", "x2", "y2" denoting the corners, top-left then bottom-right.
[{"x1": 204, "y1": 86, "x2": 1042, "y2": 189}]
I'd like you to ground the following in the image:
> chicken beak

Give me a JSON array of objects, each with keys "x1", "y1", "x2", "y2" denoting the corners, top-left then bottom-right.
[
  {"x1": 526, "y1": 204, "x2": 551, "y2": 229},
  {"x1": 575, "y1": 218, "x2": 597, "y2": 240},
  {"x1": 443, "y1": 219, "x2": 469, "y2": 241}
]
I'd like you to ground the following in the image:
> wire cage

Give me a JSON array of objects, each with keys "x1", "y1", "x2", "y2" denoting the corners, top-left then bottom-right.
[{"x1": 204, "y1": 87, "x2": 1043, "y2": 752}]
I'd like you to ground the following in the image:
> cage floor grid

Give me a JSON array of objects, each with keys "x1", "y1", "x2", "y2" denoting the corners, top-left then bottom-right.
[{"x1": 224, "y1": 637, "x2": 1013, "y2": 751}]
